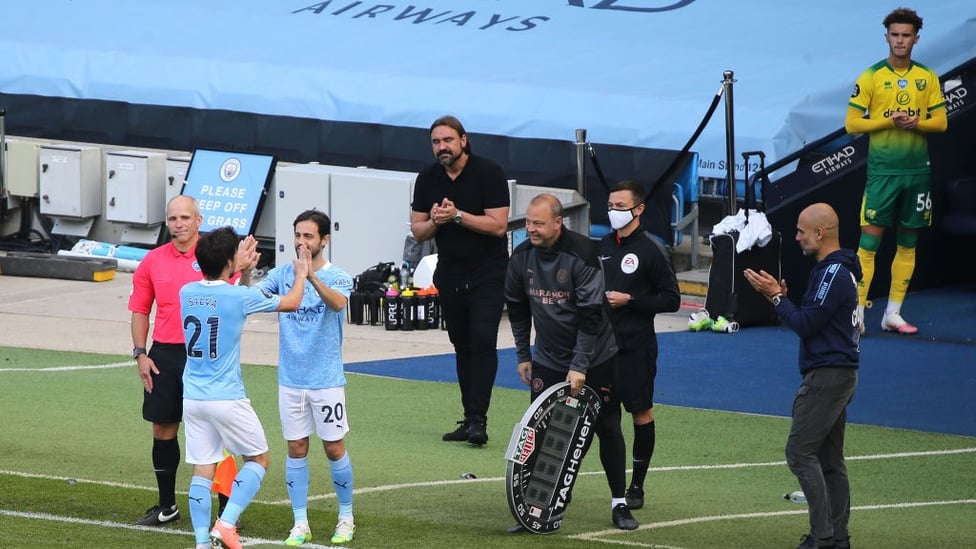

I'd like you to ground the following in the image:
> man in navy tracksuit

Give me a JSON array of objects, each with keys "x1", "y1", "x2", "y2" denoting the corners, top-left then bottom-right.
[
  {"x1": 745, "y1": 203, "x2": 861, "y2": 549},
  {"x1": 598, "y1": 179, "x2": 680, "y2": 511},
  {"x1": 505, "y1": 193, "x2": 638, "y2": 531}
]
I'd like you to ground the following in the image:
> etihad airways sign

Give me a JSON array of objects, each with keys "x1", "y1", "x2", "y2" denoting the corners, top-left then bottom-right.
[{"x1": 292, "y1": 0, "x2": 697, "y2": 31}]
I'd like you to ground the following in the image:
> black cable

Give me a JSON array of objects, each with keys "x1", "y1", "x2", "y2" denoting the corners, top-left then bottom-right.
[
  {"x1": 587, "y1": 142, "x2": 611, "y2": 193},
  {"x1": 586, "y1": 86, "x2": 723, "y2": 195},
  {"x1": 0, "y1": 198, "x2": 56, "y2": 253},
  {"x1": 647, "y1": 87, "x2": 723, "y2": 195}
]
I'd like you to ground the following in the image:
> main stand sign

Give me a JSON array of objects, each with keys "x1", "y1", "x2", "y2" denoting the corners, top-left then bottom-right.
[{"x1": 505, "y1": 381, "x2": 601, "y2": 534}]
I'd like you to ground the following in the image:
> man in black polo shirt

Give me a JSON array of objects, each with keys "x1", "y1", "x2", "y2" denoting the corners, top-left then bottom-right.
[{"x1": 410, "y1": 115, "x2": 510, "y2": 445}]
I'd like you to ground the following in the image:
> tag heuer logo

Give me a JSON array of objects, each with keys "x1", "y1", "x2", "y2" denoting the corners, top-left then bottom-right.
[{"x1": 512, "y1": 428, "x2": 536, "y2": 464}]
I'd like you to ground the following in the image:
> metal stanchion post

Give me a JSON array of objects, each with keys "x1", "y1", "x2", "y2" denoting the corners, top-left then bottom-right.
[
  {"x1": 0, "y1": 108, "x2": 8, "y2": 219},
  {"x1": 575, "y1": 128, "x2": 587, "y2": 197},
  {"x1": 722, "y1": 70, "x2": 736, "y2": 217}
]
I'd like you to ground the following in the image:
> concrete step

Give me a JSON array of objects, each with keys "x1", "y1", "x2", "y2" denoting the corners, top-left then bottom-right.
[
  {"x1": 672, "y1": 235, "x2": 711, "y2": 298},
  {"x1": 677, "y1": 268, "x2": 710, "y2": 298}
]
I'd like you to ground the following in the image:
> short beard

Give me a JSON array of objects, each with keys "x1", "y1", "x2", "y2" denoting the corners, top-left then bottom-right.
[{"x1": 438, "y1": 152, "x2": 460, "y2": 168}]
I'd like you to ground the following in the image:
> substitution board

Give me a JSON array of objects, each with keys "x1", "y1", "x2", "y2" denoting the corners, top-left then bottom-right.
[{"x1": 505, "y1": 382, "x2": 601, "y2": 534}]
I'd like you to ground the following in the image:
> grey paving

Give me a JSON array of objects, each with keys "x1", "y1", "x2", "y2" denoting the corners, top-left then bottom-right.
[{"x1": 0, "y1": 270, "x2": 702, "y2": 365}]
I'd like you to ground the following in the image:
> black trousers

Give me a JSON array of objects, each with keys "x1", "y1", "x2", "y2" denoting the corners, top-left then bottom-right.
[{"x1": 436, "y1": 268, "x2": 505, "y2": 422}]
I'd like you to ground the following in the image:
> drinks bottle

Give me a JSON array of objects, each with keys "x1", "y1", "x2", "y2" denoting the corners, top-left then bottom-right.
[
  {"x1": 414, "y1": 287, "x2": 429, "y2": 330},
  {"x1": 784, "y1": 491, "x2": 806, "y2": 503},
  {"x1": 425, "y1": 285, "x2": 440, "y2": 330},
  {"x1": 384, "y1": 286, "x2": 400, "y2": 331},
  {"x1": 400, "y1": 287, "x2": 416, "y2": 332},
  {"x1": 400, "y1": 263, "x2": 410, "y2": 289},
  {"x1": 349, "y1": 290, "x2": 364, "y2": 325},
  {"x1": 367, "y1": 289, "x2": 382, "y2": 326}
]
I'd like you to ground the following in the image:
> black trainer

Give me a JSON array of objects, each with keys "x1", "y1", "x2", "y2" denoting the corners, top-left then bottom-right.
[
  {"x1": 134, "y1": 504, "x2": 180, "y2": 526},
  {"x1": 612, "y1": 503, "x2": 638, "y2": 530},
  {"x1": 625, "y1": 485, "x2": 644, "y2": 510},
  {"x1": 835, "y1": 538, "x2": 851, "y2": 549},
  {"x1": 442, "y1": 419, "x2": 470, "y2": 441},
  {"x1": 467, "y1": 419, "x2": 488, "y2": 445},
  {"x1": 795, "y1": 534, "x2": 836, "y2": 549}
]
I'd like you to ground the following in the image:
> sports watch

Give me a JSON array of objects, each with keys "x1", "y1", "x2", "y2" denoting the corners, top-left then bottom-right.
[
  {"x1": 771, "y1": 295, "x2": 782, "y2": 306},
  {"x1": 453, "y1": 211, "x2": 463, "y2": 224},
  {"x1": 132, "y1": 347, "x2": 147, "y2": 359}
]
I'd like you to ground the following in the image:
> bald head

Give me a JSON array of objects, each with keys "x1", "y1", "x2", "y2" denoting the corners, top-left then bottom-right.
[
  {"x1": 168, "y1": 194, "x2": 200, "y2": 215},
  {"x1": 796, "y1": 202, "x2": 840, "y2": 260},
  {"x1": 525, "y1": 193, "x2": 564, "y2": 249},
  {"x1": 801, "y1": 203, "x2": 839, "y2": 236},
  {"x1": 166, "y1": 194, "x2": 203, "y2": 251},
  {"x1": 529, "y1": 193, "x2": 563, "y2": 218}
]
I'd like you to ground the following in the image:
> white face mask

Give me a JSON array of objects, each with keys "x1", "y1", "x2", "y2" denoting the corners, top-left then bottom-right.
[{"x1": 608, "y1": 208, "x2": 635, "y2": 230}]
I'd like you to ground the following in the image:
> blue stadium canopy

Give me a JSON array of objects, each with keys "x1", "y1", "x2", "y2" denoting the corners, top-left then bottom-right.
[{"x1": 2, "y1": 0, "x2": 974, "y2": 179}]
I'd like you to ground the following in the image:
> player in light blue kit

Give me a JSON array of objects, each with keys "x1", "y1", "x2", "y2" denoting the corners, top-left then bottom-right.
[
  {"x1": 257, "y1": 210, "x2": 356, "y2": 546},
  {"x1": 180, "y1": 227, "x2": 309, "y2": 549}
]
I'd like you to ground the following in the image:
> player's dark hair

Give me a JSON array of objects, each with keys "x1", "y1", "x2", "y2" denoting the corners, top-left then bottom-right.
[
  {"x1": 294, "y1": 209, "x2": 331, "y2": 236},
  {"x1": 430, "y1": 115, "x2": 472, "y2": 154},
  {"x1": 609, "y1": 179, "x2": 647, "y2": 206},
  {"x1": 883, "y1": 7, "x2": 922, "y2": 31},
  {"x1": 196, "y1": 226, "x2": 239, "y2": 279}
]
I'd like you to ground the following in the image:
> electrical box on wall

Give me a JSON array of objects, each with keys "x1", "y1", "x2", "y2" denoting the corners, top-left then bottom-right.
[
  {"x1": 165, "y1": 155, "x2": 190, "y2": 207},
  {"x1": 5, "y1": 138, "x2": 41, "y2": 197},
  {"x1": 273, "y1": 163, "x2": 415, "y2": 275},
  {"x1": 329, "y1": 168, "x2": 416, "y2": 277},
  {"x1": 105, "y1": 150, "x2": 166, "y2": 225},
  {"x1": 273, "y1": 163, "x2": 331, "y2": 269},
  {"x1": 39, "y1": 144, "x2": 102, "y2": 218}
]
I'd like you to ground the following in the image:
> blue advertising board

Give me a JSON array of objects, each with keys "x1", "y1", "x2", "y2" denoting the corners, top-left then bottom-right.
[{"x1": 182, "y1": 149, "x2": 276, "y2": 236}]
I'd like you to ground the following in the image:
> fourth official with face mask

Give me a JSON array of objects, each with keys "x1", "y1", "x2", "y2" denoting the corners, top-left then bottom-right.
[{"x1": 608, "y1": 207, "x2": 637, "y2": 231}]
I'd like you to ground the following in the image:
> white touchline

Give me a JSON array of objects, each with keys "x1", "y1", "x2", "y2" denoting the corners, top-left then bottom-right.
[
  {"x1": 0, "y1": 469, "x2": 153, "y2": 491},
  {"x1": 569, "y1": 499, "x2": 976, "y2": 544},
  {"x1": 0, "y1": 361, "x2": 133, "y2": 372},
  {"x1": 0, "y1": 509, "x2": 339, "y2": 549},
  {"x1": 266, "y1": 447, "x2": 976, "y2": 505},
  {"x1": 2, "y1": 453, "x2": 973, "y2": 548},
  {"x1": 2, "y1": 447, "x2": 973, "y2": 506}
]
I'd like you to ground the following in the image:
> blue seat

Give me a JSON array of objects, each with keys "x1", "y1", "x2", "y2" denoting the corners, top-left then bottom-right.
[
  {"x1": 706, "y1": 178, "x2": 762, "y2": 205},
  {"x1": 590, "y1": 223, "x2": 613, "y2": 239},
  {"x1": 590, "y1": 151, "x2": 699, "y2": 266},
  {"x1": 671, "y1": 152, "x2": 700, "y2": 246}
]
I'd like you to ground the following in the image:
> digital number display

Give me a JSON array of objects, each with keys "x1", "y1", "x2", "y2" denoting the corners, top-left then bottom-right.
[{"x1": 522, "y1": 401, "x2": 578, "y2": 509}]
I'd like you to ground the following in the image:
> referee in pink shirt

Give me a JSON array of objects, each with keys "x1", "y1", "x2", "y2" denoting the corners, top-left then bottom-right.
[{"x1": 128, "y1": 195, "x2": 256, "y2": 526}]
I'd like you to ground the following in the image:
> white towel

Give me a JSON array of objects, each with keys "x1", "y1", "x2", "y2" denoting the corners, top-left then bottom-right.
[{"x1": 712, "y1": 209, "x2": 773, "y2": 253}]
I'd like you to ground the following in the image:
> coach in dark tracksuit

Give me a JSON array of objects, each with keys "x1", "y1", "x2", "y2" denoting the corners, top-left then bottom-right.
[
  {"x1": 745, "y1": 203, "x2": 860, "y2": 549},
  {"x1": 505, "y1": 193, "x2": 638, "y2": 531},
  {"x1": 598, "y1": 180, "x2": 681, "y2": 511}
]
